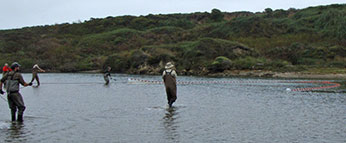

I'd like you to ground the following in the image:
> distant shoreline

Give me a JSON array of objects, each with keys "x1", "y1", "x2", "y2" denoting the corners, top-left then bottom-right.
[
  {"x1": 26, "y1": 70, "x2": 346, "y2": 80},
  {"x1": 207, "y1": 70, "x2": 346, "y2": 79}
]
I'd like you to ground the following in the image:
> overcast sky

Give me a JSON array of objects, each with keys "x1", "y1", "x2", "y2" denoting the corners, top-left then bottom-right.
[{"x1": 0, "y1": 0, "x2": 345, "y2": 30}]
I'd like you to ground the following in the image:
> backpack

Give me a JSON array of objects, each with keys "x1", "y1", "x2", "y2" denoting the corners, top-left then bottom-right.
[{"x1": 5, "y1": 72, "x2": 19, "y2": 93}]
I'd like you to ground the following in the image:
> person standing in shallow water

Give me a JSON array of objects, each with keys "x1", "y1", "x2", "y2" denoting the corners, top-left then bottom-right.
[
  {"x1": 162, "y1": 62, "x2": 177, "y2": 108},
  {"x1": 30, "y1": 64, "x2": 45, "y2": 87},
  {"x1": 103, "y1": 66, "x2": 112, "y2": 85},
  {"x1": 0, "y1": 62, "x2": 32, "y2": 122}
]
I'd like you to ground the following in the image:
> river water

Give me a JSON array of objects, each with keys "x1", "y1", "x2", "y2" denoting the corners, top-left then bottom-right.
[{"x1": 0, "y1": 73, "x2": 345, "y2": 143}]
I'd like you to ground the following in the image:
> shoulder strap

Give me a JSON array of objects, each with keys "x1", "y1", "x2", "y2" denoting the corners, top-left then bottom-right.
[
  {"x1": 9, "y1": 71, "x2": 17, "y2": 80},
  {"x1": 166, "y1": 70, "x2": 172, "y2": 75}
]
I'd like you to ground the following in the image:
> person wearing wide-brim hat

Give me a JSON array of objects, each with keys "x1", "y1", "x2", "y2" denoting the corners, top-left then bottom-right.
[{"x1": 162, "y1": 62, "x2": 177, "y2": 107}]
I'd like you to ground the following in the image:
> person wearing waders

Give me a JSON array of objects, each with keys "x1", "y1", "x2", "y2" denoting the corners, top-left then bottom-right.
[
  {"x1": 103, "y1": 66, "x2": 112, "y2": 85},
  {"x1": 162, "y1": 62, "x2": 177, "y2": 108},
  {"x1": 30, "y1": 64, "x2": 45, "y2": 87},
  {"x1": 0, "y1": 62, "x2": 32, "y2": 122}
]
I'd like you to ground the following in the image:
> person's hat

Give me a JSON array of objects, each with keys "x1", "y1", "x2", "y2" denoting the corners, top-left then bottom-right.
[
  {"x1": 33, "y1": 64, "x2": 39, "y2": 68},
  {"x1": 11, "y1": 62, "x2": 21, "y2": 69},
  {"x1": 165, "y1": 62, "x2": 174, "y2": 69}
]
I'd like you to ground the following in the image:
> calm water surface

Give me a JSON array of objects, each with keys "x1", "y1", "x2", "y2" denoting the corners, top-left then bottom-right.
[{"x1": 0, "y1": 73, "x2": 345, "y2": 143}]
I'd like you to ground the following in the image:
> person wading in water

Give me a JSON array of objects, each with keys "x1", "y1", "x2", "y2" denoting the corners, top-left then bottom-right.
[
  {"x1": 103, "y1": 66, "x2": 112, "y2": 85},
  {"x1": 0, "y1": 62, "x2": 32, "y2": 122},
  {"x1": 30, "y1": 64, "x2": 45, "y2": 87},
  {"x1": 162, "y1": 62, "x2": 177, "y2": 108}
]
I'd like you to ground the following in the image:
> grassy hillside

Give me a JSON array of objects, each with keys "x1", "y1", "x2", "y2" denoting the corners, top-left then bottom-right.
[{"x1": 0, "y1": 4, "x2": 345, "y2": 75}]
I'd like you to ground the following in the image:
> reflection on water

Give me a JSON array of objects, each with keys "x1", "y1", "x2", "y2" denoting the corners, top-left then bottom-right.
[
  {"x1": 0, "y1": 73, "x2": 344, "y2": 143},
  {"x1": 4, "y1": 122, "x2": 27, "y2": 143},
  {"x1": 103, "y1": 83, "x2": 111, "y2": 88},
  {"x1": 163, "y1": 107, "x2": 179, "y2": 142}
]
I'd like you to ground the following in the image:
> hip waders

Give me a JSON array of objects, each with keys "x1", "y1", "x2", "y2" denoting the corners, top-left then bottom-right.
[{"x1": 7, "y1": 92, "x2": 26, "y2": 121}]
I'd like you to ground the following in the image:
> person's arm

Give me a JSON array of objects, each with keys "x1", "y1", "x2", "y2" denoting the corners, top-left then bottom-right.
[
  {"x1": 37, "y1": 65, "x2": 45, "y2": 72},
  {"x1": 18, "y1": 74, "x2": 31, "y2": 86},
  {"x1": 162, "y1": 70, "x2": 167, "y2": 82},
  {"x1": 172, "y1": 70, "x2": 178, "y2": 78},
  {"x1": 162, "y1": 70, "x2": 166, "y2": 77}
]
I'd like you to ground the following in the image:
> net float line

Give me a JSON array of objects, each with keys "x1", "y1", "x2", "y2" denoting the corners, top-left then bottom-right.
[
  {"x1": 127, "y1": 78, "x2": 341, "y2": 92},
  {"x1": 289, "y1": 81, "x2": 341, "y2": 92},
  {"x1": 40, "y1": 82, "x2": 105, "y2": 84},
  {"x1": 128, "y1": 78, "x2": 283, "y2": 85}
]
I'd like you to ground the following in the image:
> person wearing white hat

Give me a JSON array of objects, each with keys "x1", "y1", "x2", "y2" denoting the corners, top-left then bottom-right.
[
  {"x1": 2, "y1": 63, "x2": 12, "y2": 77},
  {"x1": 162, "y1": 62, "x2": 177, "y2": 107},
  {"x1": 30, "y1": 64, "x2": 45, "y2": 87}
]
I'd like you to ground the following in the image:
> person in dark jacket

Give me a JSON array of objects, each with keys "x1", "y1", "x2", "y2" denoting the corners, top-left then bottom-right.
[
  {"x1": 0, "y1": 62, "x2": 32, "y2": 122},
  {"x1": 103, "y1": 66, "x2": 112, "y2": 85},
  {"x1": 162, "y1": 62, "x2": 177, "y2": 108}
]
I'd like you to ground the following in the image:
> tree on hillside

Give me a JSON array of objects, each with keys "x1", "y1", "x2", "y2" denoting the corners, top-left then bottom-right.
[
  {"x1": 211, "y1": 8, "x2": 224, "y2": 22},
  {"x1": 265, "y1": 8, "x2": 273, "y2": 17}
]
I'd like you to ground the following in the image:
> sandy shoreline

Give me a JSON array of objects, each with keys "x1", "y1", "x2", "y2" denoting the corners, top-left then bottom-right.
[
  {"x1": 207, "y1": 70, "x2": 346, "y2": 79},
  {"x1": 272, "y1": 72, "x2": 346, "y2": 79}
]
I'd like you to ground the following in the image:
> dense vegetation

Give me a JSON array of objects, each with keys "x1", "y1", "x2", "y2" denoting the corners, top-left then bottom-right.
[{"x1": 0, "y1": 4, "x2": 345, "y2": 75}]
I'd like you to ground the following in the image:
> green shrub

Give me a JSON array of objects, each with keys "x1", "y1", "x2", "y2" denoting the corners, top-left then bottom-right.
[
  {"x1": 328, "y1": 45, "x2": 346, "y2": 58},
  {"x1": 158, "y1": 19, "x2": 195, "y2": 29},
  {"x1": 266, "y1": 59, "x2": 290, "y2": 68},
  {"x1": 129, "y1": 50, "x2": 149, "y2": 68},
  {"x1": 141, "y1": 45, "x2": 176, "y2": 65},
  {"x1": 208, "y1": 56, "x2": 232, "y2": 72},
  {"x1": 130, "y1": 17, "x2": 155, "y2": 30},
  {"x1": 104, "y1": 54, "x2": 129, "y2": 72},
  {"x1": 75, "y1": 59, "x2": 93, "y2": 71},
  {"x1": 233, "y1": 57, "x2": 266, "y2": 69},
  {"x1": 78, "y1": 28, "x2": 142, "y2": 54},
  {"x1": 18, "y1": 59, "x2": 34, "y2": 71},
  {"x1": 211, "y1": 9, "x2": 224, "y2": 22},
  {"x1": 147, "y1": 26, "x2": 183, "y2": 34},
  {"x1": 327, "y1": 61, "x2": 346, "y2": 68},
  {"x1": 297, "y1": 58, "x2": 325, "y2": 65}
]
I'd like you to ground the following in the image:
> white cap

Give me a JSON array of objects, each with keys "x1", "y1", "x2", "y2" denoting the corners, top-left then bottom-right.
[{"x1": 33, "y1": 64, "x2": 39, "y2": 68}]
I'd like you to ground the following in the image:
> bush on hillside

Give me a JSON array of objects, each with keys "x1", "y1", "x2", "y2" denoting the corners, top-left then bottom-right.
[
  {"x1": 208, "y1": 56, "x2": 232, "y2": 72},
  {"x1": 211, "y1": 9, "x2": 224, "y2": 22},
  {"x1": 104, "y1": 54, "x2": 129, "y2": 72},
  {"x1": 233, "y1": 57, "x2": 266, "y2": 70}
]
